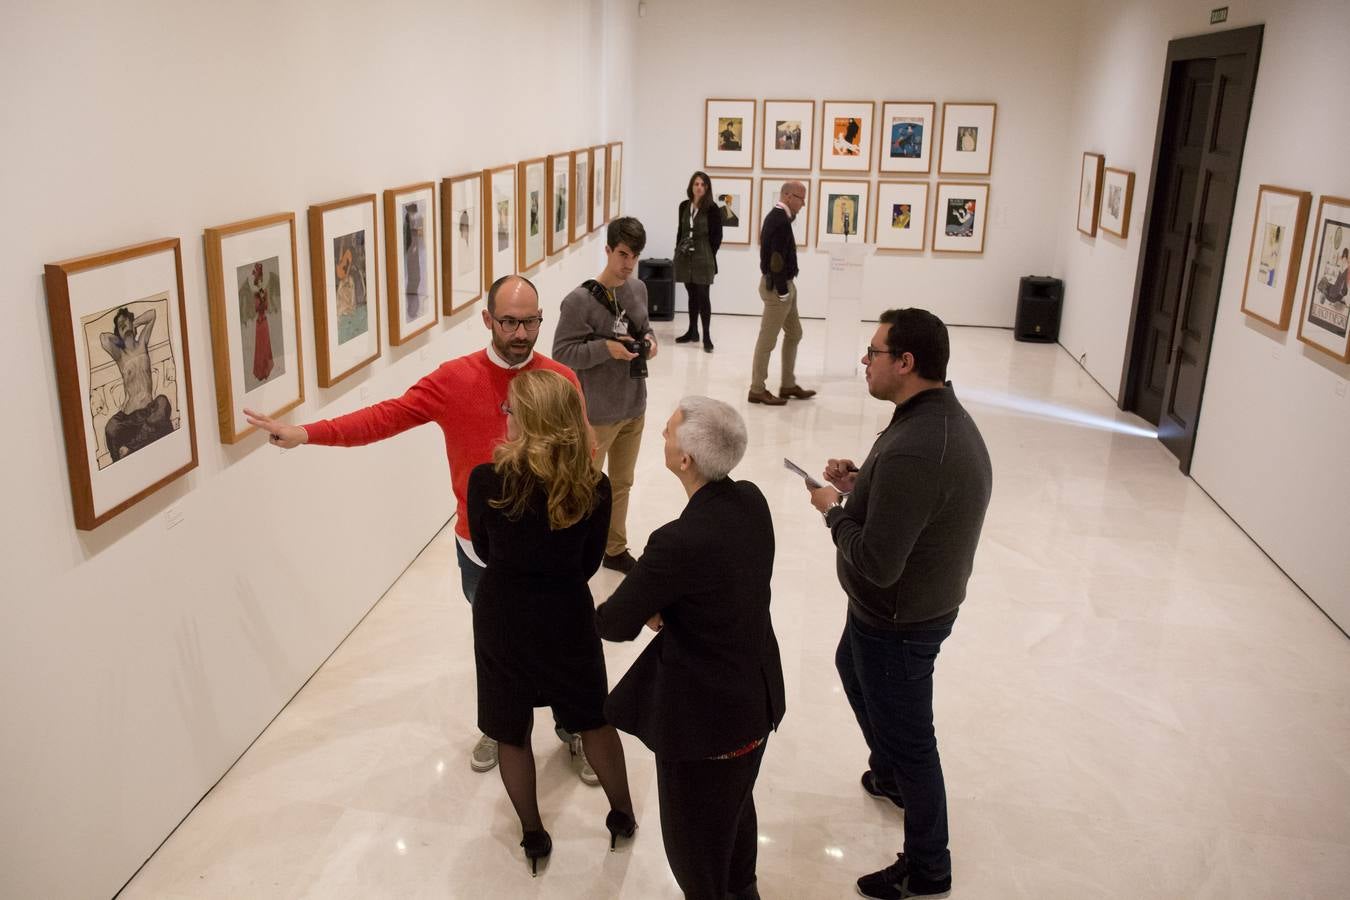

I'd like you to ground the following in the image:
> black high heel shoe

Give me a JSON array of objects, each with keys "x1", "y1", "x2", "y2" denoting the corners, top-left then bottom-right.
[
  {"x1": 675, "y1": 331, "x2": 699, "y2": 344},
  {"x1": 605, "y1": 809, "x2": 637, "y2": 851},
  {"x1": 521, "y1": 828, "x2": 552, "y2": 875},
  {"x1": 703, "y1": 338, "x2": 714, "y2": 353}
]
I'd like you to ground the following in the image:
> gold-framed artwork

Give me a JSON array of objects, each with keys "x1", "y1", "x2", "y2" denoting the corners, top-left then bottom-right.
[
  {"x1": 384, "y1": 181, "x2": 439, "y2": 344},
  {"x1": 43, "y1": 237, "x2": 199, "y2": 529},
  {"x1": 546, "y1": 152, "x2": 571, "y2": 257},
  {"x1": 484, "y1": 164, "x2": 516, "y2": 287},
  {"x1": 1296, "y1": 194, "x2": 1350, "y2": 362},
  {"x1": 878, "y1": 101, "x2": 937, "y2": 174},
  {"x1": 932, "y1": 182, "x2": 990, "y2": 254},
  {"x1": 1098, "y1": 167, "x2": 1136, "y2": 239},
  {"x1": 308, "y1": 194, "x2": 381, "y2": 387},
  {"x1": 704, "y1": 98, "x2": 756, "y2": 169},
  {"x1": 1239, "y1": 184, "x2": 1311, "y2": 330},
  {"x1": 761, "y1": 100, "x2": 814, "y2": 171},
  {"x1": 606, "y1": 141, "x2": 623, "y2": 220},
  {"x1": 591, "y1": 144, "x2": 607, "y2": 230},
  {"x1": 203, "y1": 212, "x2": 304, "y2": 443},
  {"x1": 441, "y1": 171, "x2": 483, "y2": 314},
  {"x1": 872, "y1": 181, "x2": 930, "y2": 252},
  {"x1": 517, "y1": 157, "x2": 546, "y2": 271},
  {"x1": 938, "y1": 102, "x2": 997, "y2": 176},
  {"x1": 713, "y1": 176, "x2": 754, "y2": 246},
  {"x1": 571, "y1": 148, "x2": 592, "y2": 243},
  {"x1": 758, "y1": 177, "x2": 811, "y2": 248},
  {"x1": 1077, "y1": 152, "x2": 1104, "y2": 237},
  {"x1": 820, "y1": 100, "x2": 875, "y2": 173},
  {"x1": 816, "y1": 178, "x2": 870, "y2": 246}
]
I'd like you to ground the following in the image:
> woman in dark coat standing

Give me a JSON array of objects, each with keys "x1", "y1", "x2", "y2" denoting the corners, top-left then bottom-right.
[
  {"x1": 674, "y1": 171, "x2": 723, "y2": 353},
  {"x1": 467, "y1": 370, "x2": 636, "y2": 875}
]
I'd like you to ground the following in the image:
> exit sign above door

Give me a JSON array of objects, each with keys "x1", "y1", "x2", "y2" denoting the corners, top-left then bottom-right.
[{"x1": 1211, "y1": 7, "x2": 1229, "y2": 24}]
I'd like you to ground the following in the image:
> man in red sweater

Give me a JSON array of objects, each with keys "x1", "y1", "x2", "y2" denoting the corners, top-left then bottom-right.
[{"x1": 245, "y1": 275, "x2": 593, "y2": 780}]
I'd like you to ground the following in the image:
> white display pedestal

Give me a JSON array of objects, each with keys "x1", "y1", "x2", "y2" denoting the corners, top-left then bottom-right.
[{"x1": 823, "y1": 243, "x2": 868, "y2": 377}]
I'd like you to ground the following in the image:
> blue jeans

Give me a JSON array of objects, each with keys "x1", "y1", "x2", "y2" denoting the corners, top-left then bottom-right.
[
  {"x1": 454, "y1": 540, "x2": 483, "y2": 605},
  {"x1": 835, "y1": 612, "x2": 953, "y2": 881}
]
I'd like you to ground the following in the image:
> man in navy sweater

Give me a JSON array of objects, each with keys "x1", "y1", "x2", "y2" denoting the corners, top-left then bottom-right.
[{"x1": 748, "y1": 181, "x2": 815, "y2": 406}]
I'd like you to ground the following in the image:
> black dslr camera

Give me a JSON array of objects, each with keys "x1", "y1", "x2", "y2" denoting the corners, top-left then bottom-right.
[{"x1": 624, "y1": 338, "x2": 650, "y2": 379}]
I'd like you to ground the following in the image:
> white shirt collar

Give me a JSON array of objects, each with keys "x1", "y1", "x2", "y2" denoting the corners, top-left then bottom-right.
[{"x1": 486, "y1": 343, "x2": 533, "y2": 370}]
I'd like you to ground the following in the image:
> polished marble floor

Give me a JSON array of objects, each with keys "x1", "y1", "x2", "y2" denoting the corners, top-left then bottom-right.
[{"x1": 120, "y1": 316, "x2": 1350, "y2": 899}]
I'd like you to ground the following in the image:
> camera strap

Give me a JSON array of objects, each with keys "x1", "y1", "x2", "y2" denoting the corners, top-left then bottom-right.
[{"x1": 581, "y1": 279, "x2": 635, "y2": 339}]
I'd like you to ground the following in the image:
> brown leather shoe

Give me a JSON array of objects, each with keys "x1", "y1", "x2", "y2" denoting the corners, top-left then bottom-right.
[
  {"x1": 747, "y1": 389, "x2": 787, "y2": 406},
  {"x1": 779, "y1": 385, "x2": 817, "y2": 400}
]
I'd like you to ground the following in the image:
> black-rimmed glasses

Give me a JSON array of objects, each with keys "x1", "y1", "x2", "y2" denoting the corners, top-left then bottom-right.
[
  {"x1": 490, "y1": 313, "x2": 544, "y2": 333},
  {"x1": 864, "y1": 346, "x2": 899, "y2": 361}
]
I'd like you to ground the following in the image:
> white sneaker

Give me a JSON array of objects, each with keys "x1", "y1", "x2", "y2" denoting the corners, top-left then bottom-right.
[
  {"x1": 471, "y1": 734, "x2": 499, "y2": 772},
  {"x1": 568, "y1": 735, "x2": 600, "y2": 786}
]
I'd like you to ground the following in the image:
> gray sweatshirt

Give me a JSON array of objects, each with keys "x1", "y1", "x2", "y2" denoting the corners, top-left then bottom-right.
[
  {"x1": 552, "y1": 278, "x2": 652, "y2": 425},
  {"x1": 825, "y1": 385, "x2": 993, "y2": 628}
]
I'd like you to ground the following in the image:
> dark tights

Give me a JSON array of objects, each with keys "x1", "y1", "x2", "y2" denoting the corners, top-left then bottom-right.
[
  {"x1": 497, "y1": 718, "x2": 633, "y2": 833},
  {"x1": 682, "y1": 283, "x2": 712, "y2": 340}
]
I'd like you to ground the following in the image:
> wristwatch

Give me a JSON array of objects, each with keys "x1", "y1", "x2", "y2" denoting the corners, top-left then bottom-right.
[{"x1": 822, "y1": 499, "x2": 843, "y2": 523}]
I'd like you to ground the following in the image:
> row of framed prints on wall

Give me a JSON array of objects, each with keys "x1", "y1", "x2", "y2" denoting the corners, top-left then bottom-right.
[
  {"x1": 41, "y1": 142, "x2": 624, "y2": 530},
  {"x1": 1077, "y1": 152, "x2": 1136, "y2": 239},
  {"x1": 705, "y1": 98, "x2": 996, "y2": 176},
  {"x1": 1238, "y1": 188, "x2": 1350, "y2": 363},
  {"x1": 711, "y1": 176, "x2": 990, "y2": 254}
]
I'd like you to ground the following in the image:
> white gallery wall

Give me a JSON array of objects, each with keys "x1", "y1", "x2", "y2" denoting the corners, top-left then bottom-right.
[
  {"x1": 626, "y1": 0, "x2": 1085, "y2": 325},
  {"x1": 0, "y1": 1, "x2": 636, "y2": 897},
  {"x1": 1051, "y1": 0, "x2": 1350, "y2": 629}
]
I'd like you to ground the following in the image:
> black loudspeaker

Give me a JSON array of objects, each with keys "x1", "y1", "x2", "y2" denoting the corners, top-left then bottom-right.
[
  {"x1": 638, "y1": 258, "x2": 675, "y2": 321},
  {"x1": 1015, "y1": 276, "x2": 1063, "y2": 343}
]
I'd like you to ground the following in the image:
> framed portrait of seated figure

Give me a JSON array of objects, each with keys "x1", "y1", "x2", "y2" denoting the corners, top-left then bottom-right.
[
  {"x1": 705, "y1": 98, "x2": 756, "y2": 170},
  {"x1": 441, "y1": 171, "x2": 483, "y2": 314}
]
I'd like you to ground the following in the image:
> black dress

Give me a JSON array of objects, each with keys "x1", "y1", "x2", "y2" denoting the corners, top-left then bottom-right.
[{"x1": 467, "y1": 463, "x2": 613, "y2": 745}]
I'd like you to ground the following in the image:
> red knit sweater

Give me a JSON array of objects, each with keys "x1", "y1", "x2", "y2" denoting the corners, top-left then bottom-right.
[{"x1": 302, "y1": 350, "x2": 580, "y2": 539}]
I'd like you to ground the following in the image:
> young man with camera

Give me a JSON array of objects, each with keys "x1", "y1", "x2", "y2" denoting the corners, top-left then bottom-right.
[{"x1": 553, "y1": 216, "x2": 657, "y2": 574}]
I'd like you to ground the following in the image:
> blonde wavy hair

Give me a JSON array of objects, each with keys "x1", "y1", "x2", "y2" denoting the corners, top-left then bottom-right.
[{"x1": 490, "y1": 369, "x2": 599, "y2": 530}]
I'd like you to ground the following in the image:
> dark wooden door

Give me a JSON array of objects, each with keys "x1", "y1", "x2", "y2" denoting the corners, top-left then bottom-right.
[{"x1": 1120, "y1": 26, "x2": 1262, "y2": 473}]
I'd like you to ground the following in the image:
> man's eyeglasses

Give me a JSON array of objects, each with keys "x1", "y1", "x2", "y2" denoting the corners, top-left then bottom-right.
[
  {"x1": 864, "y1": 346, "x2": 899, "y2": 361},
  {"x1": 490, "y1": 314, "x2": 544, "y2": 333}
]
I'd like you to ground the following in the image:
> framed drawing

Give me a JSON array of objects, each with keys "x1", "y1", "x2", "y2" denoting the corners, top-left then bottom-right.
[
  {"x1": 441, "y1": 171, "x2": 483, "y2": 314},
  {"x1": 872, "y1": 181, "x2": 930, "y2": 252},
  {"x1": 1296, "y1": 195, "x2": 1350, "y2": 362},
  {"x1": 816, "y1": 179, "x2": 870, "y2": 246},
  {"x1": 384, "y1": 182, "x2": 439, "y2": 345},
  {"x1": 1239, "y1": 185, "x2": 1311, "y2": 330},
  {"x1": 571, "y1": 149, "x2": 591, "y2": 243},
  {"x1": 1098, "y1": 167, "x2": 1136, "y2": 238},
  {"x1": 761, "y1": 100, "x2": 814, "y2": 171},
  {"x1": 203, "y1": 212, "x2": 304, "y2": 444},
  {"x1": 938, "y1": 103, "x2": 997, "y2": 176},
  {"x1": 1077, "y1": 152, "x2": 1104, "y2": 237},
  {"x1": 714, "y1": 177, "x2": 754, "y2": 246},
  {"x1": 607, "y1": 141, "x2": 623, "y2": 220},
  {"x1": 820, "y1": 100, "x2": 875, "y2": 173},
  {"x1": 932, "y1": 182, "x2": 990, "y2": 254},
  {"x1": 878, "y1": 101, "x2": 936, "y2": 174},
  {"x1": 547, "y1": 153, "x2": 571, "y2": 256},
  {"x1": 704, "y1": 98, "x2": 756, "y2": 169},
  {"x1": 591, "y1": 144, "x2": 607, "y2": 230},
  {"x1": 759, "y1": 177, "x2": 811, "y2": 248},
  {"x1": 44, "y1": 238, "x2": 198, "y2": 529},
  {"x1": 517, "y1": 157, "x2": 546, "y2": 271},
  {"x1": 484, "y1": 164, "x2": 516, "y2": 287},
  {"x1": 309, "y1": 194, "x2": 380, "y2": 387}
]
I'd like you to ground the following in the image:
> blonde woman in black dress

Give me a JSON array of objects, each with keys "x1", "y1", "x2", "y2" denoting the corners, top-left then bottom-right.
[
  {"x1": 674, "y1": 171, "x2": 724, "y2": 352},
  {"x1": 467, "y1": 370, "x2": 636, "y2": 875}
]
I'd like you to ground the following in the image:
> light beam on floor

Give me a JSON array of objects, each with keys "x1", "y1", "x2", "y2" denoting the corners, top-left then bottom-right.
[{"x1": 960, "y1": 387, "x2": 1158, "y2": 438}]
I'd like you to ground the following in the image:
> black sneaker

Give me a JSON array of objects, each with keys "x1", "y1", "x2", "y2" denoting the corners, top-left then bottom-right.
[
  {"x1": 602, "y1": 550, "x2": 638, "y2": 573},
  {"x1": 856, "y1": 853, "x2": 951, "y2": 899},
  {"x1": 861, "y1": 770, "x2": 905, "y2": 809}
]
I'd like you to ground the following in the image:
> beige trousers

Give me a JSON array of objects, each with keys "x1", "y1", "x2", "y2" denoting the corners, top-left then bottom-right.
[
  {"x1": 591, "y1": 414, "x2": 644, "y2": 556},
  {"x1": 750, "y1": 276, "x2": 802, "y2": 393}
]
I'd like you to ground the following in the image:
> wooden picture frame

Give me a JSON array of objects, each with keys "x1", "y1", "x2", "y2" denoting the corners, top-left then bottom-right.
[
  {"x1": 704, "y1": 98, "x2": 756, "y2": 169},
  {"x1": 517, "y1": 157, "x2": 546, "y2": 271},
  {"x1": 484, "y1": 164, "x2": 516, "y2": 287},
  {"x1": 713, "y1": 176, "x2": 754, "y2": 246},
  {"x1": 308, "y1": 194, "x2": 381, "y2": 387},
  {"x1": 1296, "y1": 194, "x2": 1350, "y2": 362},
  {"x1": 1239, "y1": 185, "x2": 1312, "y2": 330},
  {"x1": 591, "y1": 144, "x2": 607, "y2": 230},
  {"x1": 43, "y1": 238, "x2": 198, "y2": 529},
  {"x1": 820, "y1": 100, "x2": 875, "y2": 173},
  {"x1": 606, "y1": 141, "x2": 623, "y2": 220},
  {"x1": 758, "y1": 177, "x2": 811, "y2": 248},
  {"x1": 932, "y1": 182, "x2": 990, "y2": 254},
  {"x1": 1077, "y1": 152, "x2": 1105, "y2": 237},
  {"x1": 441, "y1": 171, "x2": 484, "y2": 314},
  {"x1": 878, "y1": 101, "x2": 937, "y2": 174},
  {"x1": 761, "y1": 100, "x2": 815, "y2": 171},
  {"x1": 938, "y1": 102, "x2": 997, "y2": 176},
  {"x1": 872, "y1": 181, "x2": 930, "y2": 252},
  {"x1": 816, "y1": 178, "x2": 871, "y2": 246},
  {"x1": 203, "y1": 212, "x2": 304, "y2": 443},
  {"x1": 1098, "y1": 167, "x2": 1136, "y2": 239},
  {"x1": 384, "y1": 182, "x2": 439, "y2": 345},
  {"x1": 570, "y1": 149, "x2": 592, "y2": 243},
  {"x1": 546, "y1": 152, "x2": 571, "y2": 256}
]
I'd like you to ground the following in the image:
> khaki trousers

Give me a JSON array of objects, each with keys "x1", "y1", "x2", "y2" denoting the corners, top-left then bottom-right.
[
  {"x1": 591, "y1": 414, "x2": 644, "y2": 556},
  {"x1": 750, "y1": 276, "x2": 802, "y2": 393}
]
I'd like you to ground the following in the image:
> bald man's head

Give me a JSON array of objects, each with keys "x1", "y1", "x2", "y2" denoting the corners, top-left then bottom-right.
[
  {"x1": 486, "y1": 274, "x2": 538, "y2": 314},
  {"x1": 482, "y1": 275, "x2": 543, "y2": 365}
]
